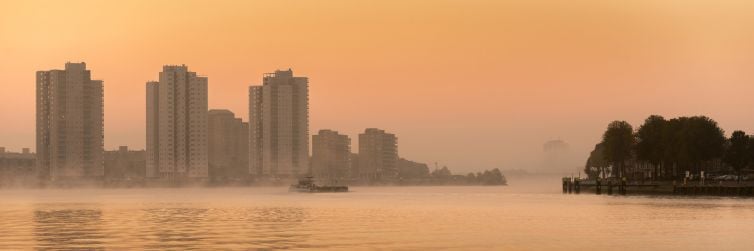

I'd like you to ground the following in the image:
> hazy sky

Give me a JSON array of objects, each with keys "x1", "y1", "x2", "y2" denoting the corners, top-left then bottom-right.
[{"x1": 1, "y1": 0, "x2": 753, "y2": 173}]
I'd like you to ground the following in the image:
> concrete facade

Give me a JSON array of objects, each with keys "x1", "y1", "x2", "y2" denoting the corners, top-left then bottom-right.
[
  {"x1": 208, "y1": 109, "x2": 249, "y2": 181},
  {"x1": 36, "y1": 62, "x2": 104, "y2": 180},
  {"x1": 146, "y1": 65, "x2": 208, "y2": 179},
  {"x1": 104, "y1": 146, "x2": 146, "y2": 181},
  {"x1": 0, "y1": 148, "x2": 36, "y2": 186},
  {"x1": 311, "y1": 129, "x2": 351, "y2": 180},
  {"x1": 248, "y1": 69, "x2": 309, "y2": 177},
  {"x1": 357, "y1": 128, "x2": 398, "y2": 181}
]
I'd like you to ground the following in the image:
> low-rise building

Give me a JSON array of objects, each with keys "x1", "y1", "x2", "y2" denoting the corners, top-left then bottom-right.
[
  {"x1": 311, "y1": 129, "x2": 351, "y2": 181},
  {"x1": 208, "y1": 109, "x2": 249, "y2": 182},
  {"x1": 104, "y1": 146, "x2": 146, "y2": 182},
  {"x1": 0, "y1": 147, "x2": 36, "y2": 186},
  {"x1": 397, "y1": 158, "x2": 430, "y2": 180},
  {"x1": 357, "y1": 128, "x2": 398, "y2": 181}
]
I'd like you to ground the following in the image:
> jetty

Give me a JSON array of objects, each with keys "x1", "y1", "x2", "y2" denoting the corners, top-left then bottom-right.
[{"x1": 562, "y1": 177, "x2": 754, "y2": 196}]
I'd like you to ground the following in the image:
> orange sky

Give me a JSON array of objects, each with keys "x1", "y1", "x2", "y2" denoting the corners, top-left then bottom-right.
[{"x1": 1, "y1": 0, "x2": 753, "y2": 173}]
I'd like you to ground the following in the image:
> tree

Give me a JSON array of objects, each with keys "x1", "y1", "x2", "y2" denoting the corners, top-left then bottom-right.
[
  {"x1": 661, "y1": 118, "x2": 684, "y2": 178},
  {"x1": 584, "y1": 143, "x2": 608, "y2": 179},
  {"x1": 490, "y1": 168, "x2": 507, "y2": 185},
  {"x1": 724, "y1": 131, "x2": 750, "y2": 183},
  {"x1": 477, "y1": 168, "x2": 506, "y2": 185},
  {"x1": 750, "y1": 137, "x2": 754, "y2": 172},
  {"x1": 431, "y1": 166, "x2": 452, "y2": 178},
  {"x1": 636, "y1": 115, "x2": 667, "y2": 178},
  {"x1": 681, "y1": 116, "x2": 726, "y2": 175},
  {"x1": 659, "y1": 116, "x2": 725, "y2": 178},
  {"x1": 600, "y1": 121, "x2": 635, "y2": 178},
  {"x1": 466, "y1": 172, "x2": 477, "y2": 182}
]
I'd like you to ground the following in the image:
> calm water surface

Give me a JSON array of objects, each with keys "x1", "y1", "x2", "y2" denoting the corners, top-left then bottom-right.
[{"x1": 1, "y1": 177, "x2": 753, "y2": 250}]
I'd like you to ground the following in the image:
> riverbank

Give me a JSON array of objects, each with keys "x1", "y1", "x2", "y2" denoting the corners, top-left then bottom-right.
[
  {"x1": 0, "y1": 178, "x2": 507, "y2": 189},
  {"x1": 562, "y1": 178, "x2": 754, "y2": 197},
  {"x1": 2, "y1": 185, "x2": 753, "y2": 250}
]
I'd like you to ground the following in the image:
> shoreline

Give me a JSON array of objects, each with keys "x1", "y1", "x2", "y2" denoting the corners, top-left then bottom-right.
[
  {"x1": 562, "y1": 178, "x2": 754, "y2": 197},
  {"x1": 0, "y1": 181, "x2": 507, "y2": 190}
]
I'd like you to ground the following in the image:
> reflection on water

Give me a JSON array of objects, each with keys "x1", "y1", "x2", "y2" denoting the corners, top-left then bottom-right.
[
  {"x1": 137, "y1": 206, "x2": 310, "y2": 249},
  {"x1": 34, "y1": 207, "x2": 104, "y2": 249},
  {"x1": 21, "y1": 204, "x2": 312, "y2": 249},
  {"x1": 246, "y1": 207, "x2": 310, "y2": 249},
  {"x1": 141, "y1": 207, "x2": 211, "y2": 249},
  {"x1": 0, "y1": 183, "x2": 753, "y2": 250}
]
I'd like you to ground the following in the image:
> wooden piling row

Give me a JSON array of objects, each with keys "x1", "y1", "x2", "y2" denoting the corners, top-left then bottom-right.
[
  {"x1": 673, "y1": 185, "x2": 754, "y2": 196},
  {"x1": 561, "y1": 177, "x2": 754, "y2": 197},
  {"x1": 562, "y1": 179, "x2": 581, "y2": 194}
]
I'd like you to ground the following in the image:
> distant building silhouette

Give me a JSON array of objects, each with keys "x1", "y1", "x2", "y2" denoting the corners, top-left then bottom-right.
[
  {"x1": 397, "y1": 158, "x2": 430, "y2": 180},
  {"x1": 311, "y1": 129, "x2": 351, "y2": 180},
  {"x1": 36, "y1": 62, "x2": 104, "y2": 180},
  {"x1": 349, "y1": 153, "x2": 360, "y2": 179},
  {"x1": 542, "y1": 139, "x2": 574, "y2": 173},
  {"x1": 0, "y1": 147, "x2": 36, "y2": 186},
  {"x1": 248, "y1": 69, "x2": 309, "y2": 177},
  {"x1": 104, "y1": 146, "x2": 146, "y2": 181},
  {"x1": 208, "y1": 109, "x2": 249, "y2": 181},
  {"x1": 357, "y1": 128, "x2": 398, "y2": 181},
  {"x1": 146, "y1": 65, "x2": 208, "y2": 179}
]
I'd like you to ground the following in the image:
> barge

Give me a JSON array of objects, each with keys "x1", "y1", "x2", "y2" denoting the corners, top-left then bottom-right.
[{"x1": 289, "y1": 177, "x2": 349, "y2": 193}]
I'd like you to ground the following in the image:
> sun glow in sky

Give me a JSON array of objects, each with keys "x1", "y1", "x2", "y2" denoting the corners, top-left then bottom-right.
[{"x1": 1, "y1": 0, "x2": 753, "y2": 173}]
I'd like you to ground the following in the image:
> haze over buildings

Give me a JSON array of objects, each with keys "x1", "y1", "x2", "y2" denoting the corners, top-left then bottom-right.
[
  {"x1": 541, "y1": 139, "x2": 580, "y2": 174},
  {"x1": 104, "y1": 146, "x2": 145, "y2": 181},
  {"x1": 146, "y1": 65, "x2": 208, "y2": 179},
  {"x1": 208, "y1": 109, "x2": 249, "y2": 180},
  {"x1": 36, "y1": 62, "x2": 104, "y2": 180},
  {"x1": 248, "y1": 69, "x2": 309, "y2": 177},
  {"x1": 26, "y1": 62, "x2": 423, "y2": 185},
  {"x1": 0, "y1": 147, "x2": 35, "y2": 185},
  {"x1": 357, "y1": 128, "x2": 398, "y2": 181},
  {"x1": 4, "y1": 1, "x2": 754, "y2": 174},
  {"x1": 311, "y1": 129, "x2": 351, "y2": 180}
]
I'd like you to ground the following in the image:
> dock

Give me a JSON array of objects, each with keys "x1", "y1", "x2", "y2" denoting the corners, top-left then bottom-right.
[{"x1": 562, "y1": 177, "x2": 754, "y2": 196}]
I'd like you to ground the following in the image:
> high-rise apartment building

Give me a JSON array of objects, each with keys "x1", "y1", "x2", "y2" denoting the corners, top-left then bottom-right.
[
  {"x1": 36, "y1": 62, "x2": 104, "y2": 180},
  {"x1": 146, "y1": 65, "x2": 208, "y2": 179},
  {"x1": 248, "y1": 69, "x2": 309, "y2": 177},
  {"x1": 311, "y1": 129, "x2": 351, "y2": 180},
  {"x1": 357, "y1": 128, "x2": 398, "y2": 181},
  {"x1": 208, "y1": 109, "x2": 249, "y2": 180}
]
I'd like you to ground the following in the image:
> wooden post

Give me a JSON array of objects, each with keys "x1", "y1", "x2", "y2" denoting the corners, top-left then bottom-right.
[
  {"x1": 607, "y1": 180, "x2": 613, "y2": 195},
  {"x1": 596, "y1": 179, "x2": 601, "y2": 195},
  {"x1": 672, "y1": 180, "x2": 677, "y2": 195}
]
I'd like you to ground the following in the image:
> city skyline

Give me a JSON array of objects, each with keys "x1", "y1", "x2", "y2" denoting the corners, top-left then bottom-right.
[
  {"x1": 3, "y1": 1, "x2": 754, "y2": 173},
  {"x1": 3, "y1": 2, "x2": 754, "y2": 250},
  {"x1": 22, "y1": 61, "x2": 433, "y2": 183}
]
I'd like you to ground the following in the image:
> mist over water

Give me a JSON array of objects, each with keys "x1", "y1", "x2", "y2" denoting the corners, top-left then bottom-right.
[{"x1": 1, "y1": 177, "x2": 753, "y2": 250}]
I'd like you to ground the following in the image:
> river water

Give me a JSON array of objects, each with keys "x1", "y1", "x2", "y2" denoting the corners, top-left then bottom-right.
[{"x1": 1, "y1": 176, "x2": 753, "y2": 250}]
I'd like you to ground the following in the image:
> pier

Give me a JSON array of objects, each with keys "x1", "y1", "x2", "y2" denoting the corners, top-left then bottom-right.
[
  {"x1": 562, "y1": 178, "x2": 754, "y2": 197},
  {"x1": 672, "y1": 185, "x2": 754, "y2": 196}
]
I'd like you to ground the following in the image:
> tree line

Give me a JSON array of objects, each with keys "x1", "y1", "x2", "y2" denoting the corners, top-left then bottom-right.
[
  {"x1": 585, "y1": 115, "x2": 754, "y2": 182},
  {"x1": 397, "y1": 160, "x2": 507, "y2": 186}
]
